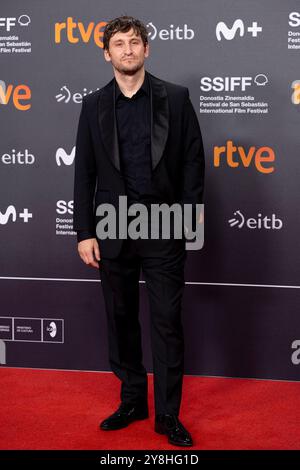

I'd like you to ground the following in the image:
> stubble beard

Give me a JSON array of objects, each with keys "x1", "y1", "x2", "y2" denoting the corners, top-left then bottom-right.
[{"x1": 113, "y1": 57, "x2": 144, "y2": 76}]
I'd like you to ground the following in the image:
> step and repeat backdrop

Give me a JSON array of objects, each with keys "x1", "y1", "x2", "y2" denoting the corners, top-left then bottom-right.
[{"x1": 1, "y1": 0, "x2": 300, "y2": 381}]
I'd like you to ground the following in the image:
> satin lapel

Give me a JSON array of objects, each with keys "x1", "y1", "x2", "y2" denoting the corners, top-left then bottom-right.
[
  {"x1": 97, "y1": 72, "x2": 169, "y2": 173},
  {"x1": 148, "y1": 72, "x2": 169, "y2": 171},
  {"x1": 97, "y1": 78, "x2": 121, "y2": 171}
]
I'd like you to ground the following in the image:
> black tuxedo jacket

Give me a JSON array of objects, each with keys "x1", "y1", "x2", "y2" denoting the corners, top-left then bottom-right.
[{"x1": 73, "y1": 70, "x2": 205, "y2": 258}]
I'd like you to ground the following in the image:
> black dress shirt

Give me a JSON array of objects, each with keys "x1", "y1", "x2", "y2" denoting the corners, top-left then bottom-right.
[{"x1": 114, "y1": 71, "x2": 153, "y2": 206}]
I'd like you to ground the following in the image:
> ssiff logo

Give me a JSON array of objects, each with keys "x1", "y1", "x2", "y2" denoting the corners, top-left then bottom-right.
[
  {"x1": 289, "y1": 12, "x2": 300, "y2": 27},
  {"x1": 0, "y1": 80, "x2": 31, "y2": 110},
  {"x1": 200, "y1": 75, "x2": 268, "y2": 92},
  {"x1": 0, "y1": 15, "x2": 30, "y2": 31}
]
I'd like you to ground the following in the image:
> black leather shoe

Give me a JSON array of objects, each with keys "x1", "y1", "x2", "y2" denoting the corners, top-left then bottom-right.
[
  {"x1": 100, "y1": 402, "x2": 149, "y2": 430},
  {"x1": 155, "y1": 414, "x2": 193, "y2": 446}
]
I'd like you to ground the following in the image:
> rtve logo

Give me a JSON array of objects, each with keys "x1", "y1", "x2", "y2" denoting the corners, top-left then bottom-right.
[
  {"x1": 214, "y1": 140, "x2": 275, "y2": 174},
  {"x1": 0, "y1": 80, "x2": 31, "y2": 110},
  {"x1": 55, "y1": 17, "x2": 106, "y2": 48}
]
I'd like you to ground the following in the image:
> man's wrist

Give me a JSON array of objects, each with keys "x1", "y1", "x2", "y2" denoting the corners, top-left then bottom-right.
[{"x1": 77, "y1": 230, "x2": 96, "y2": 243}]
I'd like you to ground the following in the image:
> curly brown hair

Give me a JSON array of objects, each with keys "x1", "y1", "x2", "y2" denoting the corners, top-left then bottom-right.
[{"x1": 103, "y1": 15, "x2": 148, "y2": 51}]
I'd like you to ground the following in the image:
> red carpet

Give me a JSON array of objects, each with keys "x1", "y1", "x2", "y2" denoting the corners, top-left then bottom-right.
[{"x1": 0, "y1": 368, "x2": 299, "y2": 450}]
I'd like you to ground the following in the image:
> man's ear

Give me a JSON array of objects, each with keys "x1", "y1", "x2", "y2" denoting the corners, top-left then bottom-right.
[
  {"x1": 103, "y1": 49, "x2": 111, "y2": 62},
  {"x1": 144, "y1": 43, "x2": 150, "y2": 58}
]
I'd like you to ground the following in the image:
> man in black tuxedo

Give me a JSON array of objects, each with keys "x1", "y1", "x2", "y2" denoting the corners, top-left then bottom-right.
[{"x1": 73, "y1": 16, "x2": 205, "y2": 447}]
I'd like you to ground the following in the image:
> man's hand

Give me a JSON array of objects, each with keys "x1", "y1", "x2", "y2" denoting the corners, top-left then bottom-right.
[{"x1": 77, "y1": 238, "x2": 101, "y2": 268}]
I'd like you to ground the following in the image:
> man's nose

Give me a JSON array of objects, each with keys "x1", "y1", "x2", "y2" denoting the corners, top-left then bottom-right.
[{"x1": 124, "y1": 44, "x2": 133, "y2": 55}]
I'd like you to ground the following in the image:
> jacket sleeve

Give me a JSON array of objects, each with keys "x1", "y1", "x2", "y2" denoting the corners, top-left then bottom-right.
[
  {"x1": 73, "y1": 97, "x2": 97, "y2": 240},
  {"x1": 181, "y1": 88, "x2": 205, "y2": 206}
]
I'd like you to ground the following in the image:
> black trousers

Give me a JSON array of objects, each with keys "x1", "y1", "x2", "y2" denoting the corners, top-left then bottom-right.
[{"x1": 98, "y1": 234, "x2": 187, "y2": 416}]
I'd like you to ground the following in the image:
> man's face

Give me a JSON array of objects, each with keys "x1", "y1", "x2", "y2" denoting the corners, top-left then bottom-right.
[{"x1": 104, "y1": 28, "x2": 149, "y2": 75}]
